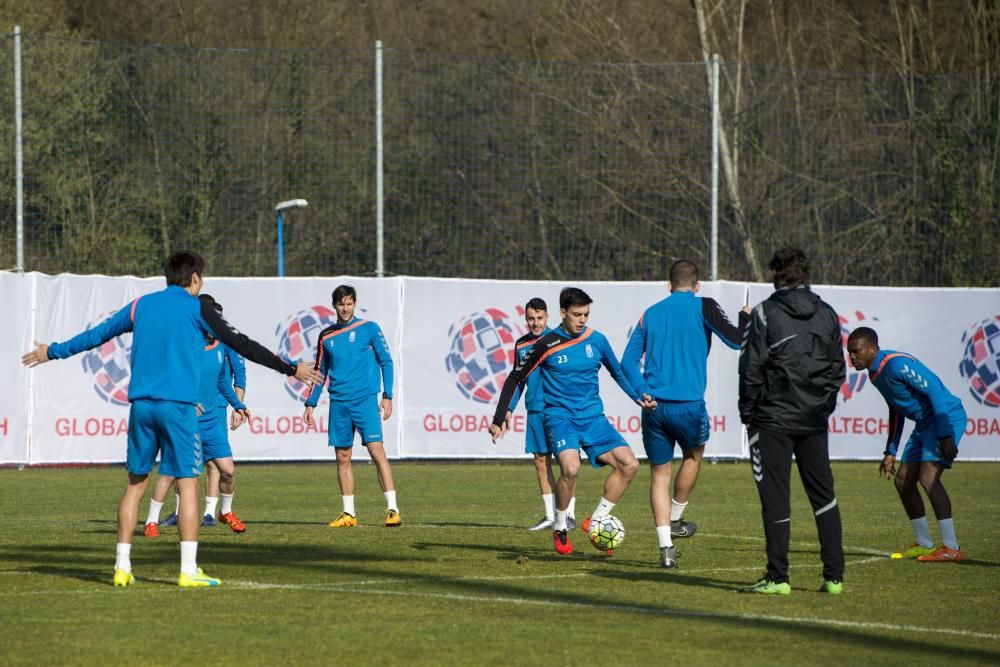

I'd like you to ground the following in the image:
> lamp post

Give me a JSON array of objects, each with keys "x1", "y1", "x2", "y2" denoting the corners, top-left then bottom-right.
[{"x1": 274, "y1": 199, "x2": 308, "y2": 277}]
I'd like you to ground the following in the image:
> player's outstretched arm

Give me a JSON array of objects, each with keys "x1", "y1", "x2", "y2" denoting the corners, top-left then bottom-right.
[
  {"x1": 26, "y1": 303, "x2": 135, "y2": 368},
  {"x1": 701, "y1": 297, "x2": 750, "y2": 350},
  {"x1": 598, "y1": 335, "x2": 643, "y2": 404},
  {"x1": 491, "y1": 333, "x2": 552, "y2": 433},
  {"x1": 199, "y1": 296, "x2": 321, "y2": 385}
]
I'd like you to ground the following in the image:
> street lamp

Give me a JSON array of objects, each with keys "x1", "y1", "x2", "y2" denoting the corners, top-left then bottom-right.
[{"x1": 275, "y1": 199, "x2": 308, "y2": 277}]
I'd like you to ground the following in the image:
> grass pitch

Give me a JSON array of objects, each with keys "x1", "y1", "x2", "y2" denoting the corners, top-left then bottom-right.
[{"x1": 1, "y1": 461, "x2": 998, "y2": 666}]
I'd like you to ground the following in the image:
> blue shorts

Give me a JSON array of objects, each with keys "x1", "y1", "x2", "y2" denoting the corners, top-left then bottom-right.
[
  {"x1": 901, "y1": 405, "x2": 966, "y2": 469},
  {"x1": 641, "y1": 400, "x2": 710, "y2": 465},
  {"x1": 127, "y1": 399, "x2": 202, "y2": 479},
  {"x1": 329, "y1": 394, "x2": 384, "y2": 448},
  {"x1": 544, "y1": 414, "x2": 628, "y2": 469},
  {"x1": 200, "y1": 408, "x2": 233, "y2": 462},
  {"x1": 524, "y1": 412, "x2": 550, "y2": 455}
]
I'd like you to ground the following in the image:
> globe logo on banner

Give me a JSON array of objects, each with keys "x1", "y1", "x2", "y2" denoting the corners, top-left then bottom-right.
[
  {"x1": 80, "y1": 311, "x2": 132, "y2": 406},
  {"x1": 445, "y1": 307, "x2": 527, "y2": 404},
  {"x1": 839, "y1": 310, "x2": 878, "y2": 403},
  {"x1": 959, "y1": 315, "x2": 1000, "y2": 408},
  {"x1": 274, "y1": 305, "x2": 337, "y2": 402}
]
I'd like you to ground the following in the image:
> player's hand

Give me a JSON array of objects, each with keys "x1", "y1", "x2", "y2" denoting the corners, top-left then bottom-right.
[
  {"x1": 741, "y1": 306, "x2": 752, "y2": 315},
  {"x1": 938, "y1": 436, "x2": 957, "y2": 462},
  {"x1": 303, "y1": 406, "x2": 314, "y2": 426},
  {"x1": 294, "y1": 363, "x2": 323, "y2": 387},
  {"x1": 878, "y1": 454, "x2": 896, "y2": 479},
  {"x1": 638, "y1": 394, "x2": 657, "y2": 411},
  {"x1": 380, "y1": 398, "x2": 393, "y2": 421},
  {"x1": 231, "y1": 408, "x2": 249, "y2": 430},
  {"x1": 21, "y1": 341, "x2": 51, "y2": 367},
  {"x1": 488, "y1": 423, "x2": 505, "y2": 444},
  {"x1": 195, "y1": 403, "x2": 204, "y2": 417}
]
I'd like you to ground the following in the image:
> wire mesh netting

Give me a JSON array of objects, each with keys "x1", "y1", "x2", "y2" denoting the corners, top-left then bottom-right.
[{"x1": 1, "y1": 34, "x2": 997, "y2": 285}]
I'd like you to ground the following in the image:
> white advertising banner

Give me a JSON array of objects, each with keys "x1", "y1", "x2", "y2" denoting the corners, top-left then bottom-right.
[
  {"x1": 4, "y1": 271, "x2": 997, "y2": 464},
  {"x1": 26, "y1": 274, "x2": 401, "y2": 464},
  {"x1": 0, "y1": 272, "x2": 32, "y2": 464},
  {"x1": 400, "y1": 278, "x2": 748, "y2": 459},
  {"x1": 746, "y1": 284, "x2": 1000, "y2": 460}
]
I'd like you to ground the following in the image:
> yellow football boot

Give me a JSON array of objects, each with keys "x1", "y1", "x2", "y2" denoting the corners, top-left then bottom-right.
[
  {"x1": 385, "y1": 509, "x2": 402, "y2": 527},
  {"x1": 328, "y1": 512, "x2": 358, "y2": 528},
  {"x1": 113, "y1": 569, "x2": 135, "y2": 587}
]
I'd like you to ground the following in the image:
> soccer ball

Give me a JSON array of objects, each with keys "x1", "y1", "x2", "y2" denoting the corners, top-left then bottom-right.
[{"x1": 588, "y1": 515, "x2": 626, "y2": 551}]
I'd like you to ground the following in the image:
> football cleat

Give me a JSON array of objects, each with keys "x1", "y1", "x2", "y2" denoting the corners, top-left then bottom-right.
[
  {"x1": 385, "y1": 509, "x2": 402, "y2": 527},
  {"x1": 552, "y1": 529, "x2": 573, "y2": 555},
  {"x1": 218, "y1": 512, "x2": 246, "y2": 533},
  {"x1": 113, "y1": 569, "x2": 135, "y2": 587},
  {"x1": 659, "y1": 545, "x2": 678, "y2": 569},
  {"x1": 144, "y1": 522, "x2": 160, "y2": 538},
  {"x1": 201, "y1": 514, "x2": 217, "y2": 527},
  {"x1": 742, "y1": 577, "x2": 791, "y2": 595},
  {"x1": 160, "y1": 513, "x2": 178, "y2": 527},
  {"x1": 671, "y1": 519, "x2": 698, "y2": 538},
  {"x1": 917, "y1": 546, "x2": 964, "y2": 563},
  {"x1": 328, "y1": 512, "x2": 358, "y2": 528},
  {"x1": 580, "y1": 515, "x2": 592, "y2": 533},
  {"x1": 566, "y1": 516, "x2": 577, "y2": 531},
  {"x1": 818, "y1": 579, "x2": 843, "y2": 594},
  {"x1": 902, "y1": 543, "x2": 937, "y2": 559},
  {"x1": 528, "y1": 517, "x2": 554, "y2": 531},
  {"x1": 178, "y1": 567, "x2": 221, "y2": 588}
]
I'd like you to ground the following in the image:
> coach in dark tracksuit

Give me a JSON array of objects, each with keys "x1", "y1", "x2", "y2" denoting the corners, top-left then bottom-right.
[{"x1": 738, "y1": 247, "x2": 846, "y2": 595}]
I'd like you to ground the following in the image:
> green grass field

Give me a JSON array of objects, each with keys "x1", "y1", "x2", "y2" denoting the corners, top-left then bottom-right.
[{"x1": 1, "y1": 461, "x2": 998, "y2": 666}]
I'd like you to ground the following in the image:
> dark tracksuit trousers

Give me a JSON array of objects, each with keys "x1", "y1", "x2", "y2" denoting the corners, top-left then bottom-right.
[{"x1": 749, "y1": 428, "x2": 845, "y2": 584}]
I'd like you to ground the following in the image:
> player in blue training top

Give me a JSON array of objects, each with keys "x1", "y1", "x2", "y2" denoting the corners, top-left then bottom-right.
[
  {"x1": 21, "y1": 251, "x2": 322, "y2": 588},
  {"x1": 847, "y1": 327, "x2": 967, "y2": 562},
  {"x1": 303, "y1": 285, "x2": 399, "y2": 528},
  {"x1": 505, "y1": 298, "x2": 577, "y2": 531},
  {"x1": 490, "y1": 287, "x2": 655, "y2": 555},
  {"x1": 622, "y1": 259, "x2": 750, "y2": 568},
  {"x1": 144, "y1": 296, "x2": 251, "y2": 537}
]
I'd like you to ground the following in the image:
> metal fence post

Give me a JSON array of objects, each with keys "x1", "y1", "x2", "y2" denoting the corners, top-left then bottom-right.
[
  {"x1": 14, "y1": 26, "x2": 24, "y2": 273},
  {"x1": 375, "y1": 40, "x2": 385, "y2": 278},
  {"x1": 710, "y1": 53, "x2": 720, "y2": 282}
]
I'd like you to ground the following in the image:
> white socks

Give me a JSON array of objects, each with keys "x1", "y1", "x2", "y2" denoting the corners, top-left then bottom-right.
[
  {"x1": 911, "y1": 516, "x2": 933, "y2": 548},
  {"x1": 938, "y1": 518, "x2": 959, "y2": 550},
  {"x1": 384, "y1": 490, "x2": 398, "y2": 512},
  {"x1": 115, "y1": 543, "x2": 131, "y2": 572},
  {"x1": 146, "y1": 499, "x2": 164, "y2": 525},
  {"x1": 554, "y1": 509, "x2": 568, "y2": 531},
  {"x1": 656, "y1": 525, "x2": 674, "y2": 548},
  {"x1": 204, "y1": 496, "x2": 219, "y2": 518},
  {"x1": 343, "y1": 495, "x2": 356, "y2": 517},
  {"x1": 180, "y1": 541, "x2": 198, "y2": 577},
  {"x1": 591, "y1": 497, "x2": 615, "y2": 522},
  {"x1": 541, "y1": 494, "x2": 555, "y2": 520},
  {"x1": 220, "y1": 493, "x2": 234, "y2": 515},
  {"x1": 670, "y1": 499, "x2": 688, "y2": 522},
  {"x1": 567, "y1": 496, "x2": 577, "y2": 519}
]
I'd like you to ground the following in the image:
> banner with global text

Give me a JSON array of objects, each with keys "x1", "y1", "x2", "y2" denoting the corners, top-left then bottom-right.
[{"x1": 1, "y1": 272, "x2": 997, "y2": 463}]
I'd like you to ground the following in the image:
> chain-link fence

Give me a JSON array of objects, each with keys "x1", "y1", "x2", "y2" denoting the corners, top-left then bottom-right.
[{"x1": 2, "y1": 34, "x2": 997, "y2": 285}]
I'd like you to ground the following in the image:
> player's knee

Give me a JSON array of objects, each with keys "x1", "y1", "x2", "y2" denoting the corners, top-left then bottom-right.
[{"x1": 621, "y1": 455, "x2": 640, "y2": 479}]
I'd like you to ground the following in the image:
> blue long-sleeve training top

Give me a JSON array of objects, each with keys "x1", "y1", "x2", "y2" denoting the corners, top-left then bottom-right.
[
  {"x1": 493, "y1": 325, "x2": 640, "y2": 425},
  {"x1": 306, "y1": 317, "x2": 394, "y2": 406},
  {"x1": 867, "y1": 348, "x2": 965, "y2": 455},
  {"x1": 622, "y1": 291, "x2": 748, "y2": 402},
  {"x1": 200, "y1": 340, "x2": 246, "y2": 419},
  {"x1": 214, "y1": 346, "x2": 246, "y2": 410},
  {"x1": 47, "y1": 286, "x2": 294, "y2": 405},
  {"x1": 509, "y1": 327, "x2": 552, "y2": 414},
  {"x1": 48, "y1": 285, "x2": 214, "y2": 404}
]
